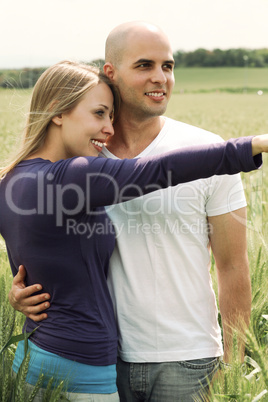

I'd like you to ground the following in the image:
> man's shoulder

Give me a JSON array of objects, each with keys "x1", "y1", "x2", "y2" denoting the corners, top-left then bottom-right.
[{"x1": 164, "y1": 117, "x2": 223, "y2": 146}]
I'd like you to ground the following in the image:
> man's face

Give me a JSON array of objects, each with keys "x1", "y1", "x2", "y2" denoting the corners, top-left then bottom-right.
[{"x1": 111, "y1": 31, "x2": 175, "y2": 119}]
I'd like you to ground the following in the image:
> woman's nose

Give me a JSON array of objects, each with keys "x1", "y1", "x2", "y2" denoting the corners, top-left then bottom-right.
[{"x1": 103, "y1": 118, "x2": 114, "y2": 136}]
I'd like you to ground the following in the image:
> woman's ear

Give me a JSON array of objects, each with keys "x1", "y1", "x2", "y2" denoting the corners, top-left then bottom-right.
[
  {"x1": 51, "y1": 114, "x2": 63, "y2": 126},
  {"x1": 49, "y1": 99, "x2": 62, "y2": 126}
]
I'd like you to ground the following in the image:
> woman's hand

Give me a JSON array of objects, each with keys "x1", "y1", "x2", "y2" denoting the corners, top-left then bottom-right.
[
  {"x1": 252, "y1": 134, "x2": 268, "y2": 156},
  {"x1": 9, "y1": 265, "x2": 50, "y2": 322}
]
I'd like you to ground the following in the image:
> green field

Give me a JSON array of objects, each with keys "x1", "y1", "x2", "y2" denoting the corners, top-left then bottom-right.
[
  {"x1": 167, "y1": 92, "x2": 268, "y2": 137},
  {"x1": 173, "y1": 67, "x2": 268, "y2": 93},
  {"x1": 0, "y1": 69, "x2": 267, "y2": 400}
]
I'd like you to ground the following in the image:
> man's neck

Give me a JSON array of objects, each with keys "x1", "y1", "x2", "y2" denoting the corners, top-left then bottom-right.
[{"x1": 106, "y1": 115, "x2": 165, "y2": 159}]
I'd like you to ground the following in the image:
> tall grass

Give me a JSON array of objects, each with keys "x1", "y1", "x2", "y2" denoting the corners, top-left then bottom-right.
[
  {"x1": 0, "y1": 81, "x2": 267, "y2": 400},
  {"x1": 0, "y1": 253, "x2": 69, "y2": 401}
]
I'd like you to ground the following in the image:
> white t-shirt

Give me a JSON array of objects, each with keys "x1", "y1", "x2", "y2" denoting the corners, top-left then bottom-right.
[{"x1": 101, "y1": 117, "x2": 247, "y2": 363}]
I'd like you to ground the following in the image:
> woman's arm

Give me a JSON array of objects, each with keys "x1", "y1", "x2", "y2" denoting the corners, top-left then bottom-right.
[{"x1": 59, "y1": 136, "x2": 264, "y2": 209}]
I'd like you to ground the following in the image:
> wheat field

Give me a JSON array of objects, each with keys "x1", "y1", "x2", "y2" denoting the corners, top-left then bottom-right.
[{"x1": 0, "y1": 81, "x2": 267, "y2": 400}]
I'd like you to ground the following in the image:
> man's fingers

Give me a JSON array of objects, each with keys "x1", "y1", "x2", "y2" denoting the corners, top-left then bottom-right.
[
  {"x1": 24, "y1": 301, "x2": 50, "y2": 314},
  {"x1": 13, "y1": 265, "x2": 27, "y2": 287},
  {"x1": 9, "y1": 284, "x2": 50, "y2": 311},
  {"x1": 28, "y1": 312, "x2": 48, "y2": 322},
  {"x1": 16, "y1": 301, "x2": 50, "y2": 322},
  {"x1": 9, "y1": 265, "x2": 50, "y2": 322},
  {"x1": 15, "y1": 284, "x2": 49, "y2": 300},
  {"x1": 20, "y1": 292, "x2": 50, "y2": 306}
]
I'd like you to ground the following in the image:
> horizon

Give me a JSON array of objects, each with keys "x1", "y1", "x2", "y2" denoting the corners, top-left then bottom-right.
[{"x1": 1, "y1": 46, "x2": 268, "y2": 71}]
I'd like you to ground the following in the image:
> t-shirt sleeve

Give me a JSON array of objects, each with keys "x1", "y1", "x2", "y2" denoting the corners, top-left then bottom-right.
[{"x1": 206, "y1": 173, "x2": 247, "y2": 217}]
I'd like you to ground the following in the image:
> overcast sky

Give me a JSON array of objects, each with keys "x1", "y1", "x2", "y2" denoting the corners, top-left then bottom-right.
[{"x1": 1, "y1": 0, "x2": 268, "y2": 69}]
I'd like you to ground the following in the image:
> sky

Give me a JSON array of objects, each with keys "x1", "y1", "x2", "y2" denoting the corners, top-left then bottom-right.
[{"x1": 1, "y1": 0, "x2": 268, "y2": 69}]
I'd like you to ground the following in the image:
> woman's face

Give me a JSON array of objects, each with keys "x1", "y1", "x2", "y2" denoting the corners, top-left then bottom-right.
[{"x1": 59, "y1": 82, "x2": 114, "y2": 158}]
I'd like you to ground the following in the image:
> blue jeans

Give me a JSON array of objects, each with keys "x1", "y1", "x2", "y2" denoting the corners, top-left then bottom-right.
[{"x1": 116, "y1": 357, "x2": 220, "y2": 402}]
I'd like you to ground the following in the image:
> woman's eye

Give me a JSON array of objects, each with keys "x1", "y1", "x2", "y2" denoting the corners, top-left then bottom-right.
[{"x1": 96, "y1": 110, "x2": 104, "y2": 117}]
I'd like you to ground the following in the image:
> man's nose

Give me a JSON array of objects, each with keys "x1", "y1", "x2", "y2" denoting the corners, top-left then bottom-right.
[{"x1": 151, "y1": 67, "x2": 167, "y2": 84}]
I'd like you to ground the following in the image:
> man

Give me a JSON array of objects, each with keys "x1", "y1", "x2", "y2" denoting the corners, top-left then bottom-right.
[{"x1": 10, "y1": 22, "x2": 251, "y2": 401}]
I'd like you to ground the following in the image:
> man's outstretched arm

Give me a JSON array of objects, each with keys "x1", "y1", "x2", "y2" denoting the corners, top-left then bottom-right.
[{"x1": 9, "y1": 265, "x2": 50, "y2": 322}]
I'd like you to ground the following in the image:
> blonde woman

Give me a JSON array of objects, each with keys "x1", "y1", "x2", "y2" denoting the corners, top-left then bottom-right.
[{"x1": 0, "y1": 60, "x2": 266, "y2": 400}]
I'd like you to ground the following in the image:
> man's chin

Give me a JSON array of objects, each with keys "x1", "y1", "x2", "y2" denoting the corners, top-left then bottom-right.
[
  {"x1": 143, "y1": 103, "x2": 167, "y2": 117},
  {"x1": 149, "y1": 107, "x2": 167, "y2": 117}
]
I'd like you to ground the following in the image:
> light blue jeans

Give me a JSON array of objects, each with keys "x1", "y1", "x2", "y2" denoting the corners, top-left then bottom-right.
[{"x1": 116, "y1": 357, "x2": 220, "y2": 402}]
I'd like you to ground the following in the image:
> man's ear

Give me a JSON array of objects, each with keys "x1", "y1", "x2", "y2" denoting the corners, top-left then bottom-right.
[
  {"x1": 51, "y1": 114, "x2": 63, "y2": 126},
  {"x1": 103, "y1": 62, "x2": 115, "y2": 81}
]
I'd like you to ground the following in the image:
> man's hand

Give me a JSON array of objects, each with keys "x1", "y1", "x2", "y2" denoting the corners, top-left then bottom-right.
[{"x1": 9, "y1": 265, "x2": 50, "y2": 322}]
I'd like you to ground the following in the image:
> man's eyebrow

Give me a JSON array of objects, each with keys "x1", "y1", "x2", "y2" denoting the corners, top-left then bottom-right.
[
  {"x1": 133, "y1": 59, "x2": 154, "y2": 65},
  {"x1": 166, "y1": 59, "x2": 175, "y2": 65},
  {"x1": 133, "y1": 58, "x2": 175, "y2": 65}
]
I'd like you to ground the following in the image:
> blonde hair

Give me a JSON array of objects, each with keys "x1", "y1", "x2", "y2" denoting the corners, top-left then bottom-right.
[{"x1": 0, "y1": 60, "x2": 120, "y2": 180}]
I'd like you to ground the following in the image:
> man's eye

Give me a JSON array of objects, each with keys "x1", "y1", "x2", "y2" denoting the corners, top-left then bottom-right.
[
  {"x1": 163, "y1": 64, "x2": 174, "y2": 70},
  {"x1": 138, "y1": 63, "x2": 150, "y2": 68}
]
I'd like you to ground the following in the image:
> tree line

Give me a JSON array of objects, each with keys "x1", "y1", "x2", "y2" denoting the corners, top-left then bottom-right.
[
  {"x1": 1, "y1": 48, "x2": 268, "y2": 89},
  {"x1": 173, "y1": 48, "x2": 268, "y2": 68},
  {"x1": 0, "y1": 67, "x2": 47, "y2": 89}
]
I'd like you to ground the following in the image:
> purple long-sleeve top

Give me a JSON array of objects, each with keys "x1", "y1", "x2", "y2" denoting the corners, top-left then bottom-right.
[{"x1": 0, "y1": 137, "x2": 262, "y2": 365}]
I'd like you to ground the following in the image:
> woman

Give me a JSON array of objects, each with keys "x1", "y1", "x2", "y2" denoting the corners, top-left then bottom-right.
[{"x1": 0, "y1": 60, "x2": 266, "y2": 400}]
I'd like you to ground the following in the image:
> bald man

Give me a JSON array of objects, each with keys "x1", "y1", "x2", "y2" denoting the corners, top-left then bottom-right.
[{"x1": 10, "y1": 22, "x2": 251, "y2": 401}]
